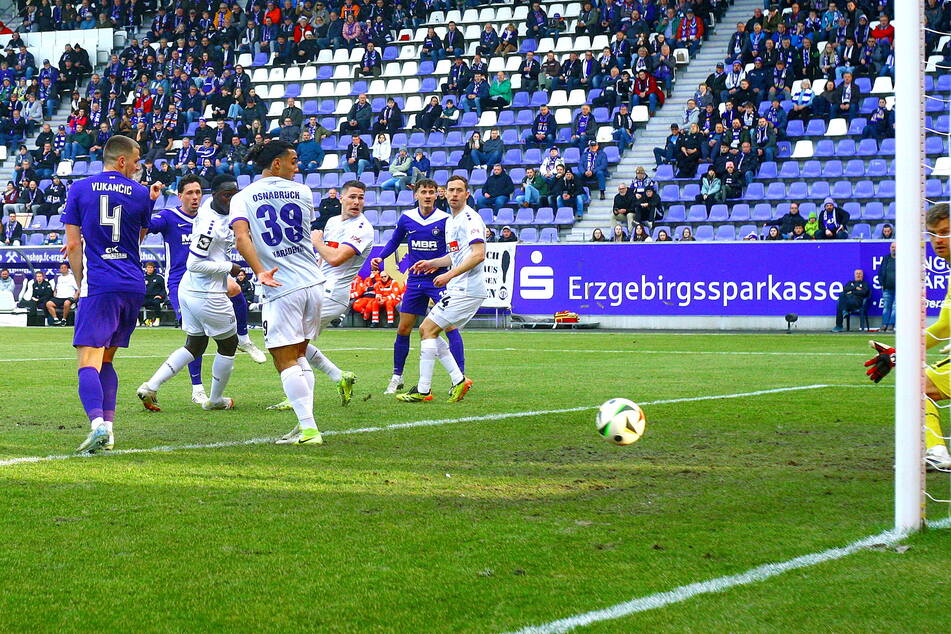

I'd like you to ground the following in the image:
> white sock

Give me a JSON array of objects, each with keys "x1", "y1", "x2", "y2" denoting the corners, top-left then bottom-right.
[
  {"x1": 297, "y1": 356, "x2": 315, "y2": 394},
  {"x1": 237, "y1": 333, "x2": 252, "y2": 346},
  {"x1": 192, "y1": 384, "x2": 206, "y2": 394},
  {"x1": 210, "y1": 353, "x2": 235, "y2": 402},
  {"x1": 104, "y1": 420, "x2": 113, "y2": 434},
  {"x1": 418, "y1": 338, "x2": 438, "y2": 393},
  {"x1": 90, "y1": 416, "x2": 104, "y2": 431},
  {"x1": 435, "y1": 337, "x2": 464, "y2": 385},
  {"x1": 280, "y1": 365, "x2": 316, "y2": 430},
  {"x1": 306, "y1": 343, "x2": 342, "y2": 382},
  {"x1": 147, "y1": 347, "x2": 195, "y2": 391}
]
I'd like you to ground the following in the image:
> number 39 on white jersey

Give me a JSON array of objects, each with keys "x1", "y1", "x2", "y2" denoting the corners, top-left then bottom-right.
[
  {"x1": 445, "y1": 206, "x2": 487, "y2": 298},
  {"x1": 229, "y1": 176, "x2": 324, "y2": 300}
]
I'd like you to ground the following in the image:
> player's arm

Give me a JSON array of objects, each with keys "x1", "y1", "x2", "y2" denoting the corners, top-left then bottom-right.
[
  {"x1": 434, "y1": 241, "x2": 485, "y2": 288},
  {"x1": 231, "y1": 219, "x2": 280, "y2": 287},
  {"x1": 64, "y1": 224, "x2": 84, "y2": 290},
  {"x1": 311, "y1": 229, "x2": 358, "y2": 266},
  {"x1": 411, "y1": 254, "x2": 452, "y2": 274},
  {"x1": 370, "y1": 222, "x2": 407, "y2": 270},
  {"x1": 186, "y1": 233, "x2": 241, "y2": 276}
]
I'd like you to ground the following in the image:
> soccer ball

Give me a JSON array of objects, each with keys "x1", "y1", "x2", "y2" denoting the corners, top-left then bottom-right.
[{"x1": 596, "y1": 398, "x2": 646, "y2": 446}]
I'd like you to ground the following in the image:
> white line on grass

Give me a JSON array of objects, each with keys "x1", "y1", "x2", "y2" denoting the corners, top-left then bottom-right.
[
  {"x1": 511, "y1": 517, "x2": 951, "y2": 634},
  {"x1": 0, "y1": 384, "x2": 827, "y2": 468}
]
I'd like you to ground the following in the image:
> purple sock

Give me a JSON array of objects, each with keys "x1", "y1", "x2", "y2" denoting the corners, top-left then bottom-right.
[
  {"x1": 99, "y1": 362, "x2": 118, "y2": 422},
  {"x1": 188, "y1": 357, "x2": 203, "y2": 386},
  {"x1": 446, "y1": 329, "x2": 465, "y2": 373},
  {"x1": 230, "y1": 293, "x2": 249, "y2": 336},
  {"x1": 77, "y1": 366, "x2": 104, "y2": 422},
  {"x1": 393, "y1": 334, "x2": 411, "y2": 375}
]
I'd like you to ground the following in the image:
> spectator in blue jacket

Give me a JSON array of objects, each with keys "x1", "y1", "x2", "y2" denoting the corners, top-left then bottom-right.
[
  {"x1": 297, "y1": 130, "x2": 325, "y2": 174},
  {"x1": 578, "y1": 140, "x2": 609, "y2": 199},
  {"x1": 524, "y1": 104, "x2": 557, "y2": 146},
  {"x1": 408, "y1": 148, "x2": 431, "y2": 188},
  {"x1": 477, "y1": 24, "x2": 500, "y2": 57},
  {"x1": 460, "y1": 72, "x2": 490, "y2": 116},
  {"x1": 480, "y1": 164, "x2": 515, "y2": 211}
]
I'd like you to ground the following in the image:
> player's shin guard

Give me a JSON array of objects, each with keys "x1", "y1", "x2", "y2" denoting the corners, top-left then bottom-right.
[
  {"x1": 148, "y1": 347, "x2": 197, "y2": 391},
  {"x1": 280, "y1": 365, "x2": 316, "y2": 430},
  {"x1": 209, "y1": 353, "x2": 235, "y2": 403},
  {"x1": 187, "y1": 357, "x2": 203, "y2": 386},
  {"x1": 230, "y1": 293, "x2": 250, "y2": 340},
  {"x1": 78, "y1": 366, "x2": 104, "y2": 429},
  {"x1": 99, "y1": 362, "x2": 118, "y2": 434},
  {"x1": 298, "y1": 357, "x2": 315, "y2": 393},
  {"x1": 418, "y1": 338, "x2": 438, "y2": 393},
  {"x1": 445, "y1": 328, "x2": 465, "y2": 373},
  {"x1": 435, "y1": 337, "x2": 464, "y2": 385},
  {"x1": 393, "y1": 333, "x2": 411, "y2": 375},
  {"x1": 926, "y1": 398, "x2": 945, "y2": 450},
  {"x1": 305, "y1": 343, "x2": 342, "y2": 382}
]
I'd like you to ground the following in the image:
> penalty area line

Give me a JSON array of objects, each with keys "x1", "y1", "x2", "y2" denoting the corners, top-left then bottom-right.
[
  {"x1": 0, "y1": 384, "x2": 828, "y2": 468},
  {"x1": 511, "y1": 517, "x2": 951, "y2": 634}
]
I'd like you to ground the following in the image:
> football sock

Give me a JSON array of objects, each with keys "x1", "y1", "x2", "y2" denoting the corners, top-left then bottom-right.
[
  {"x1": 99, "y1": 362, "x2": 118, "y2": 427},
  {"x1": 435, "y1": 337, "x2": 464, "y2": 385},
  {"x1": 148, "y1": 347, "x2": 196, "y2": 391},
  {"x1": 418, "y1": 338, "x2": 438, "y2": 393},
  {"x1": 926, "y1": 398, "x2": 944, "y2": 450},
  {"x1": 78, "y1": 366, "x2": 104, "y2": 425},
  {"x1": 230, "y1": 293, "x2": 249, "y2": 337},
  {"x1": 280, "y1": 365, "x2": 316, "y2": 430},
  {"x1": 297, "y1": 357, "x2": 315, "y2": 394},
  {"x1": 209, "y1": 353, "x2": 235, "y2": 402},
  {"x1": 393, "y1": 333, "x2": 410, "y2": 375},
  {"x1": 306, "y1": 343, "x2": 342, "y2": 382},
  {"x1": 188, "y1": 356, "x2": 203, "y2": 386},
  {"x1": 446, "y1": 329, "x2": 465, "y2": 373}
]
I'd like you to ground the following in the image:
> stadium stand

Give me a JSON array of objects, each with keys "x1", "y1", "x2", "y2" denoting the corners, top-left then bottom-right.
[{"x1": 0, "y1": 0, "x2": 741, "y2": 249}]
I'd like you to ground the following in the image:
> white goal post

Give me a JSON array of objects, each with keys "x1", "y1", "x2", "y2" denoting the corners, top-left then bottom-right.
[{"x1": 894, "y1": 1, "x2": 926, "y2": 533}]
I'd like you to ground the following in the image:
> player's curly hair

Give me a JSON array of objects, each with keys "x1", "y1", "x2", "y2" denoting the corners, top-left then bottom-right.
[{"x1": 246, "y1": 139, "x2": 295, "y2": 170}]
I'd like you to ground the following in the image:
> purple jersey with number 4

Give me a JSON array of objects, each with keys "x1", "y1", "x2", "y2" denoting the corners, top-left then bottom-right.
[
  {"x1": 61, "y1": 171, "x2": 154, "y2": 297},
  {"x1": 376, "y1": 207, "x2": 450, "y2": 315}
]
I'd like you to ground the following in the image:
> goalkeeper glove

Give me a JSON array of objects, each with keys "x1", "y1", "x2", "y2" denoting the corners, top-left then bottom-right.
[{"x1": 864, "y1": 340, "x2": 896, "y2": 383}]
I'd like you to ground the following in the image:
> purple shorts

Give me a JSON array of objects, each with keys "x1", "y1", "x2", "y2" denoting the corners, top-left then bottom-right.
[
  {"x1": 73, "y1": 291, "x2": 144, "y2": 349},
  {"x1": 399, "y1": 277, "x2": 445, "y2": 316}
]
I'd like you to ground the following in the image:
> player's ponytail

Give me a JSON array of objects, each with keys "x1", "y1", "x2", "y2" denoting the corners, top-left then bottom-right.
[{"x1": 247, "y1": 139, "x2": 295, "y2": 171}]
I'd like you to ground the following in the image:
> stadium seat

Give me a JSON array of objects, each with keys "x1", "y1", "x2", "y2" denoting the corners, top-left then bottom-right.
[
  {"x1": 694, "y1": 225, "x2": 714, "y2": 241},
  {"x1": 714, "y1": 225, "x2": 736, "y2": 241}
]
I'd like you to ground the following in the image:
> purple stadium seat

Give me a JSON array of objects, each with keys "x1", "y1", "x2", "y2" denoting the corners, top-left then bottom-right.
[
  {"x1": 871, "y1": 223, "x2": 892, "y2": 238},
  {"x1": 926, "y1": 179, "x2": 943, "y2": 199},
  {"x1": 520, "y1": 38, "x2": 537, "y2": 53},
  {"x1": 478, "y1": 208, "x2": 494, "y2": 225},
  {"x1": 773, "y1": 202, "x2": 790, "y2": 220},
  {"x1": 554, "y1": 207, "x2": 574, "y2": 226},
  {"x1": 777, "y1": 141, "x2": 792, "y2": 158},
  {"x1": 446, "y1": 131, "x2": 463, "y2": 145},
  {"x1": 47, "y1": 216, "x2": 63, "y2": 231},
  {"x1": 378, "y1": 191, "x2": 396, "y2": 206},
  {"x1": 515, "y1": 108, "x2": 534, "y2": 124},
  {"x1": 938, "y1": 74, "x2": 951, "y2": 92},
  {"x1": 687, "y1": 204, "x2": 707, "y2": 222},
  {"x1": 835, "y1": 139, "x2": 856, "y2": 156},
  {"x1": 681, "y1": 184, "x2": 700, "y2": 201},
  {"x1": 715, "y1": 225, "x2": 736, "y2": 241},
  {"x1": 495, "y1": 208, "x2": 515, "y2": 225},
  {"x1": 363, "y1": 190, "x2": 378, "y2": 206},
  {"x1": 302, "y1": 100, "x2": 318, "y2": 115},
  {"x1": 305, "y1": 173, "x2": 320, "y2": 188},
  {"x1": 509, "y1": 168, "x2": 526, "y2": 183},
  {"x1": 498, "y1": 110, "x2": 515, "y2": 127},
  {"x1": 661, "y1": 184, "x2": 679, "y2": 201},
  {"x1": 851, "y1": 223, "x2": 872, "y2": 239},
  {"x1": 877, "y1": 180, "x2": 896, "y2": 199},
  {"x1": 513, "y1": 208, "x2": 534, "y2": 225},
  {"x1": 383, "y1": 46, "x2": 398, "y2": 60},
  {"x1": 786, "y1": 120, "x2": 805, "y2": 137},
  {"x1": 843, "y1": 201, "x2": 861, "y2": 219},
  {"x1": 810, "y1": 181, "x2": 830, "y2": 199},
  {"x1": 708, "y1": 204, "x2": 729, "y2": 222},
  {"x1": 396, "y1": 190, "x2": 415, "y2": 206},
  {"x1": 380, "y1": 229, "x2": 394, "y2": 243},
  {"x1": 867, "y1": 159, "x2": 888, "y2": 177},
  {"x1": 655, "y1": 164, "x2": 675, "y2": 180},
  {"x1": 604, "y1": 147, "x2": 620, "y2": 163},
  {"x1": 885, "y1": 202, "x2": 896, "y2": 219},
  {"x1": 839, "y1": 159, "x2": 862, "y2": 178},
  {"x1": 284, "y1": 84, "x2": 301, "y2": 98},
  {"x1": 779, "y1": 161, "x2": 800, "y2": 179},
  {"x1": 524, "y1": 148, "x2": 542, "y2": 164},
  {"x1": 664, "y1": 205, "x2": 687, "y2": 223},
  {"x1": 535, "y1": 207, "x2": 555, "y2": 224},
  {"x1": 799, "y1": 202, "x2": 817, "y2": 217},
  {"x1": 805, "y1": 119, "x2": 826, "y2": 136},
  {"x1": 469, "y1": 169, "x2": 488, "y2": 186},
  {"x1": 512, "y1": 92, "x2": 530, "y2": 109},
  {"x1": 694, "y1": 225, "x2": 715, "y2": 241},
  {"x1": 820, "y1": 160, "x2": 842, "y2": 178},
  {"x1": 322, "y1": 173, "x2": 340, "y2": 188},
  {"x1": 751, "y1": 203, "x2": 772, "y2": 220},
  {"x1": 765, "y1": 182, "x2": 786, "y2": 200},
  {"x1": 237, "y1": 175, "x2": 251, "y2": 188},
  {"x1": 814, "y1": 139, "x2": 835, "y2": 157},
  {"x1": 351, "y1": 81, "x2": 367, "y2": 95},
  {"x1": 28, "y1": 233, "x2": 44, "y2": 245},
  {"x1": 831, "y1": 181, "x2": 852, "y2": 199},
  {"x1": 926, "y1": 136, "x2": 945, "y2": 155},
  {"x1": 530, "y1": 91, "x2": 548, "y2": 106},
  {"x1": 30, "y1": 215, "x2": 47, "y2": 230},
  {"x1": 252, "y1": 52, "x2": 269, "y2": 66},
  {"x1": 855, "y1": 77, "x2": 871, "y2": 93},
  {"x1": 362, "y1": 210, "x2": 379, "y2": 225},
  {"x1": 520, "y1": 227, "x2": 539, "y2": 243},
  {"x1": 539, "y1": 227, "x2": 558, "y2": 242},
  {"x1": 378, "y1": 209, "x2": 398, "y2": 226},
  {"x1": 800, "y1": 160, "x2": 821, "y2": 179},
  {"x1": 737, "y1": 224, "x2": 757, "y2": 239},
  {"x1": 757, "y1": 162, "x2": 778, "y2": 179},
  {"x1": 461, "y1": 112, "x2": 478, "y2": 126},
  {"x1": 863, "y1": 202, "x2": 885, "y2": 220},
  {"x1": 317, "y1": 66, "x2": 332, "y2": 79},
  {"x1": 71, "y1": 162, "x2": 88, "y2": 176},
  {"x1": 848, "y1": 118, "x2": 867, "y2": 136},
  {"x1": 418, "y1": 61, "x2": 434, "y2": 74},
  {"x1": 857, "y1": 138, "x2": 879, "y2": 156},
  {"x1": 860, "y1": 97, "x2": 879, "y2": 114},
  {"x1": 852, "y1": 180, "x2": 874, "y2": 198},
  {"x1": 501, "y1": 129, "x2": 519, "y2": 145},
  {"x1": 429, "y1": 151, "x2": 447, "y2": 166},
  {"x1": 743, "y1": 183, "x2": 766, "y2": 201},
  {"x1": 729, "y1": 203, "x2": 751, "y2": 221}
]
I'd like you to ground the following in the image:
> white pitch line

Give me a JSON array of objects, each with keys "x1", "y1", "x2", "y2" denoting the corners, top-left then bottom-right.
[
  {"x1": 512, "y1": 517, "x2": 951, "y2": 634},
  {"x1": 0, "y1": 385, "x2": 825, "y2": 468}
]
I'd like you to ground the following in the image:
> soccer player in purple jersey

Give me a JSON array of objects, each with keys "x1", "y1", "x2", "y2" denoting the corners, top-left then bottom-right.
[
  {"x1": 146, "y1": 175, "x2": 265, "y2": 407},
  {"x1": 370, "y1": 179, "x2": 466, "y2": 395},
  {"x1": 64, "y1": 135, "x2": 163, "y2": 453}
]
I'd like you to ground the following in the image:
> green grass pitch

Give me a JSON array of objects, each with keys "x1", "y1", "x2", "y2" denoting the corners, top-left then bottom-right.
[{"x1": 0, "y1": 327, "x2": 948, "y2": 631}]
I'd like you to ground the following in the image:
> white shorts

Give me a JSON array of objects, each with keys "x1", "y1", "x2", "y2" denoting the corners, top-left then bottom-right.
[
  {"x1": 180, "y1": 290, "x2": 237, "y2": 339},
  {"x1": 426, "y1": 292, "x2": 484, "y2": 330},
  {"x1": 319, "y1": 293, "x2": 350, "y2": 331},
  {"x1": 262, "y1": 284, "x2": 323, "y2": 349}
]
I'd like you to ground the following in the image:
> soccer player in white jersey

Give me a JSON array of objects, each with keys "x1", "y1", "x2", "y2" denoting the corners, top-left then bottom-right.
[
  {"x1": 397, "y1": 174, "x2": 486, "y2": 403},
  {"x1": 137, "y1": 175, "x2": 242, "y2": 411},
  {"x1": 229, "y1": 140, "x2": 326, "y2": 445},
  {"x1": 268, "y1": 179, "x2": 374, "y2": 410}
]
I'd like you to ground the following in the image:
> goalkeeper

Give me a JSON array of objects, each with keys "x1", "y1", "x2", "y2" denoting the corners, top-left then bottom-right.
[{"x1": 866, "y1": 202, "x2": 951, "y2": 469}]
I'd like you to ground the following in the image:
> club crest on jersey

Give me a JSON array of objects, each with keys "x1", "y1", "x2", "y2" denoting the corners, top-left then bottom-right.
[{"x1": 432, "y1": 227, "x2": 441, "y2": 235}]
